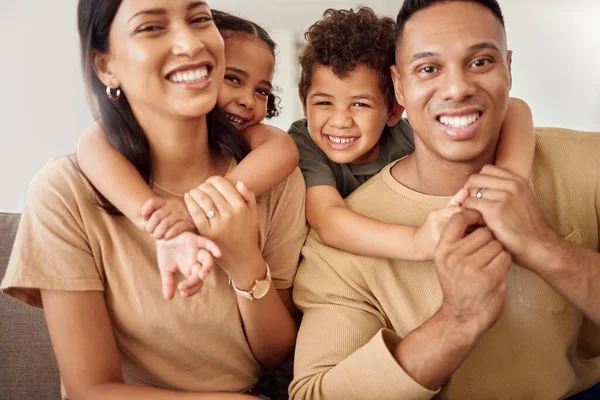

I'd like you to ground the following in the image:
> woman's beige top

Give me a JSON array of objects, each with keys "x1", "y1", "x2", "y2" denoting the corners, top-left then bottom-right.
[{"x1": 1, "y1": 156, "x2": 308, "y2": 395}]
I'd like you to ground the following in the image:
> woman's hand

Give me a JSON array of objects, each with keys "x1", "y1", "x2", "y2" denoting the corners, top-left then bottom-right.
[
  {"x1": 155, "y1": 232, "x2": 221, "y2": 300},
  {"x1": 141, "y1": 196, "x2": 196, "y2": 240},
  {"x1": 184, "y1": 177, "x2": 264, "y2": 285}
]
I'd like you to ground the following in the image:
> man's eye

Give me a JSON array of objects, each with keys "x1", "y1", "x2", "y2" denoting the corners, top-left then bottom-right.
[
  {"x1": 471, "y1": 59, "x2": 491, "y2": 68},
  {"x1": 419, "y1": 66, "x2": 438, "y2": 74}
]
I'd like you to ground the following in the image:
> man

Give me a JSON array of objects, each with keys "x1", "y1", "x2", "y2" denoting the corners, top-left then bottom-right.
[{"x1": 289, "y1": 1, "x2": 600, "y2": 399}]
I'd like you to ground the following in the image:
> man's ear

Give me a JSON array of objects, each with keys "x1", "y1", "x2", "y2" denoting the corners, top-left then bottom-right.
[
  {"x1": 386, "y1": 103, "x2": 404, "y2": 127},
  {"x1": 506, "y1": 50, "x2": 513, "y2": 90},
  {"x1": 92, "y1": 49, "x2": 120, "y2": 88},
  {"x1": 299, "y1": 90, "x2": 308, "y2": 118},
  {"x1": 390, "y1": 64, "x2": 405, "y2": 107}
]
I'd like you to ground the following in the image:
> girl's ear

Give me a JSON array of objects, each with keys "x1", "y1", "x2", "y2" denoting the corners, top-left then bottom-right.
[
  {"x1": 390, "y1": 64, "x2": 405, "y2": 106},
  {"x1": 299, "y1": 90, "x2": 308, "y2": 118},
  {"x1": 92, "y1": 49, "x2": 120, "y2": 88},
  {"x1": 386, "y1": 102, "x2": 404, "y2": 127}
]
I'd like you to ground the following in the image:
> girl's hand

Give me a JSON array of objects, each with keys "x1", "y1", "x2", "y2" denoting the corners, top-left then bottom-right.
[
  {"x1": 184, "y1": 177, "x2": 262, "y2": 280},
  {"x1": 141, "y1": 196, "x2": 196, "y2": 240},
  {"x1": 155, "y1": 232, "x2": 221, "y2": 300}
]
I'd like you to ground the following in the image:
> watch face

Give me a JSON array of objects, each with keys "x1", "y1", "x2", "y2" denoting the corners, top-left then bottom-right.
[{"x1": 253, "y1": 280, "x2": 270, "y2": 299}]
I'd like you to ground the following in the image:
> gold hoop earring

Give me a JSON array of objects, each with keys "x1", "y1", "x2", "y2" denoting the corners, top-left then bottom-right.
[{"x1": 106, "y1": 86, "x2": 121, "y2": 101}]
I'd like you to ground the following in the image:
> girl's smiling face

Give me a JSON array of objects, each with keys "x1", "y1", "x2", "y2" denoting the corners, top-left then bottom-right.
[{"x1": 218, "y1": 36, "x2": 275, "y2": 131}]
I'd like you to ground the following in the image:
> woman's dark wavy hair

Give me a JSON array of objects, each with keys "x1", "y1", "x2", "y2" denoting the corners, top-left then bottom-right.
[
  {"x1": 211, "y1": 10, "x2": 281, "y2": 119},
  {"x1": 298, "y1": 7, "x2": 397, "y2": 111},
  {"x1": 77, "y1": 0, "x2": 249, "y2": 214}
]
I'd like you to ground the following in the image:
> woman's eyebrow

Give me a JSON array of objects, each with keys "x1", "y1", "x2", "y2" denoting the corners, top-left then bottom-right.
[{"x1": 128, "y1": 1, "x2": 207, "y2": 22}]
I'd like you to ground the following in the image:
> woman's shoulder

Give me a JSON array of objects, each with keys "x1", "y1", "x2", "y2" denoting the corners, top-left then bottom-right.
[{"x1": 27, "y1": 156, "x2": 94, "y2": 212}]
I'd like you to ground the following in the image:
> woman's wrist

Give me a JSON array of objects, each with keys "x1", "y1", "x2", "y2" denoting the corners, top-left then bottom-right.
[{"x1": 227, "y1": 252, "x2": 266, "y2": 291}]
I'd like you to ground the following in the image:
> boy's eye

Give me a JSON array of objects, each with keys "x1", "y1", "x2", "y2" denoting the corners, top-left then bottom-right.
[
  {"x1": 225, "y1": 75, "x2": 240, "y2": 85},
  {"x1": 315, "y1": 101, "x2": 332, "y2": 106},
  {"x1": 352, "y1": 102, "x2": 370, "y2": 108}
]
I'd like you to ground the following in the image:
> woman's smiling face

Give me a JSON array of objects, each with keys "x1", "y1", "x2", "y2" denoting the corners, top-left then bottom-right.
[{"x1": 96, "y1": 0, "x2": 225, "y2": 120}]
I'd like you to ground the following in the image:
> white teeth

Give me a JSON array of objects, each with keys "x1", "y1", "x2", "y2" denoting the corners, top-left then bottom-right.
[
  {"x1": 227, "y1": 115, "x2": 246, "y2": 126},
  {"x1": 439, "y1": 113, "x2": 480, "y2": 128},
  {"x1": 327, "y1": 135, "x2": 357, "y2": 144},
  {"x1": 168, "y1": 66, "x2": 208, "y2": 83}
]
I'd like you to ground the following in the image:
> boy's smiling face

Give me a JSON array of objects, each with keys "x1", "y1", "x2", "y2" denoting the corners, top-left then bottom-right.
[{"x1": 302, "y1": 64, "x2": 400, "y2": 165}]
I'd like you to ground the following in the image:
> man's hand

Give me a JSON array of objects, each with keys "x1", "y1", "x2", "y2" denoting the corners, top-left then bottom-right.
[
  {"x1": 155, "y1": 232, "x2": 221, "y2": 300},
  {"x1": 434, "y1": 210, "x2": 513, "y2": 334},
  {"x1": 141, "y1": 196, "x2": 197, "y2": 240},
  {"x1": 461, "y1": 165, "x2": 558, "y2": 271}
]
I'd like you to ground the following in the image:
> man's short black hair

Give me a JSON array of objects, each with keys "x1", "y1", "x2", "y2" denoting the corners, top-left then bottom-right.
[{"x1": 395, "y1": 0, "x2": 505, "y2": 42}]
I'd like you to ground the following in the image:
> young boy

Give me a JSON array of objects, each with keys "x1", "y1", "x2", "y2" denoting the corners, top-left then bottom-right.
[{"x1": 289, "y1": 7, "x2": 534, "y2": 260}]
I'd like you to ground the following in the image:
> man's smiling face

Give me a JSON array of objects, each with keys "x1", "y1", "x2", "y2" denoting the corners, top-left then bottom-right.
[{"x1": 392, "y1": 1, "x2": 512, "y2": 165}]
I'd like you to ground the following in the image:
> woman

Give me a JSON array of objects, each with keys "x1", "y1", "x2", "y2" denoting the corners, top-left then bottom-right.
[{"x1": 1, "y1": 0, "x2": 307, "y2": 398}]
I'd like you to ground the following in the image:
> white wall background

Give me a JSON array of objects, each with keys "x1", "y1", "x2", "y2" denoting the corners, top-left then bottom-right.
[{"x1": 1, "y1": 0, "x2": 599, "y2": 213}]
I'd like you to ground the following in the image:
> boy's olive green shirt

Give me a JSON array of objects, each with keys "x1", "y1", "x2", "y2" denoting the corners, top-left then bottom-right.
[
  {"x1": 288, "y1": 118, "x2": 414, "y2": 197},
  {"x1": 291, "y1": 127, "x2": 600, "y2": 400}
]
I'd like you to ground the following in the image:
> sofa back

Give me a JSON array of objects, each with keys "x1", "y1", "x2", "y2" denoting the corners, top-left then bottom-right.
[{"x1": 0, "y1": 212, "x2": 61, "y2": 399}]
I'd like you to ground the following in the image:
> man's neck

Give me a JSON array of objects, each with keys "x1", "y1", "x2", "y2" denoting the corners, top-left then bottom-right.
[{"x1": 391, "y1": 144, "x2": 496, "y2": 197}]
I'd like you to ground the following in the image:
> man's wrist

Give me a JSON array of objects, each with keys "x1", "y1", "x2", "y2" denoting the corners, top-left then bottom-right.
[
  {"x1": 435, "y1": 304, "x2": 484, "y2": 349},
  {"x1": 521, "y1": 227, "x2": 563, "y2": 274},
  {"x1": 393, "y1": 304, "x2": 483, "y2": 391}
]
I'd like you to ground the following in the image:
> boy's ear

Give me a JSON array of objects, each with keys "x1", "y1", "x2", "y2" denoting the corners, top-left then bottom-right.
[
  {"x1": 386, "y1": 103, "x2": 404, "y2": 127},
  {"x1": 299, "y1": 90, "x2": 308, "y2": 118},
  {"x1": 92, "y1": 49, "x2": 120, "y2": 89},
  {"x1": 390, "y1": 64, "x2": 405, "y2": 107}
]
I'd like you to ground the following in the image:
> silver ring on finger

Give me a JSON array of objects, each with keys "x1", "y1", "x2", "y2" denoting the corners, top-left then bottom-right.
[
  {"x1": 476, "y1": 187, "x2": 486, "y2": 199},
  {"x1": 205, "y1": 208, "x2": 218, "y2": 219}
]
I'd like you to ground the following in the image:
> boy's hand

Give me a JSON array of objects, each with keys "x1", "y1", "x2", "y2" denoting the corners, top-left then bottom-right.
[
  {"x1": 155, "y1": 232, "x2": 221, "y2": 300},
  {"x1": 413, "y1": 189, "x2": 469, "y2": 260},
  {"x1": 141, "y1": 196, "x2": 196, "y2": 240}
]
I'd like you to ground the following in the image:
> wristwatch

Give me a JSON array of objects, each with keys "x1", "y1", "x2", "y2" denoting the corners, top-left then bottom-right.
[{"x1": 229, "y1": 263, "x2": 271, "y2": 300}]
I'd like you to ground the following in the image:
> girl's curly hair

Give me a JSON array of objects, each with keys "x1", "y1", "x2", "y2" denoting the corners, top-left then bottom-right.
[
  {"x1": 298, "y1": 7, "x2": 397, "y2": 110},
  {"x1": 212, "y1": 10, "x2": 281, "y2": 119}
]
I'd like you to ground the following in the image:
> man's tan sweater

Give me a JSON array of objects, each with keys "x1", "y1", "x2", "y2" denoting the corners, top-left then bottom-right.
[{"x1": 291, "y1": 127, "x2": 600, "y2": 400}]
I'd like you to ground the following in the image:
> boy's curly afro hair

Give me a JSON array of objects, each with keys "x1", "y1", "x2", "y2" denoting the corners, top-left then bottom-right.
[{"x1": 298, "y1": 7, "x2": 397, "y2": 110}]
